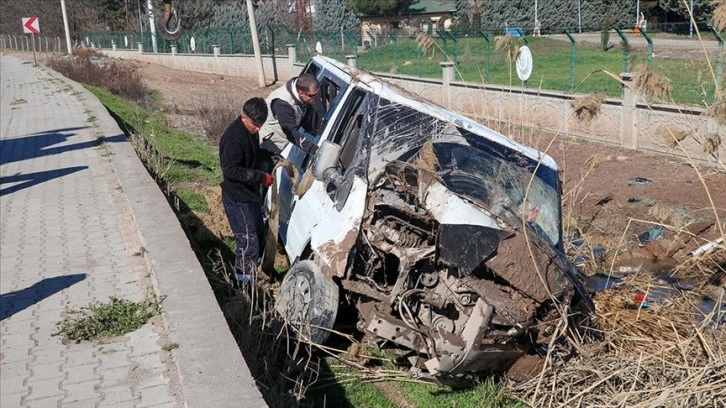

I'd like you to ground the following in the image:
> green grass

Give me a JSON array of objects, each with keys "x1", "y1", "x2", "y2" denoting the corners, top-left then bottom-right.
[
  {"x1": 86, "y1": 84, "x2": 220, "y2": 187},
  {"x1": 54, "y1": 296, "x2": 159, "y2": 342},
  {"x1": 303, "y1": 357, "x2": 518, "y2": 408},
  {"x1": 348, "y1": 36, "x2": 718, "y2": 105},
  {"x1": 162, "y1": 342, "x2": 179, "y2": 351}
]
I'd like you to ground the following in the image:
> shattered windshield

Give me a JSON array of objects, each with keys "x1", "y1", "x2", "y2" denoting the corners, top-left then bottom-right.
[{"x1": 368, "y1": 97, "x2": 562, "y2": 247}]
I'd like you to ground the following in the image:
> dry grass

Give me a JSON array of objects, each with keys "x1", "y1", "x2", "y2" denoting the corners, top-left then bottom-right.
[
  {"x1": 196, "y1": 187, "x2": 232, "y2": 238},
  {"x1": 495, "y1": 34, "x2": 519, "y2": 62},
  {"x1": 706, "y1": 93, "x2": 726, "y2": 126},
  {"x1": 513, "y1": 245, "x2": 726, "y2": 407},
  {"x1": 704, "y1": 133, "x2": 722, "y2": 155},
  {"x1": 713, "y1": 0, "x2": 726, "y2": 31},
  {"x1": 656, "y1": 124, "x2": 692, "y2": 149},
  {"x1": 571, "y1": 93, "x2": 606, "y2": 124},
  {"x1": 415, "y1": 31, "x2": 436, "y2": 59},
  {"x1": 46, "y1": 56, "x2": 146, "y2": 103},
  {"x1": 633, "y1": 64, "x2": 671, "y2": 102},
  {"x1": 72, "y1": 47, "x2": 104, "y2": 59}
]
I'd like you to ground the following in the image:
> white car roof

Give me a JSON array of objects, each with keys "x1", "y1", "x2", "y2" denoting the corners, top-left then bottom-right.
[{"x1": 311, "y1": 55, "x2": 559, "y2": 171}]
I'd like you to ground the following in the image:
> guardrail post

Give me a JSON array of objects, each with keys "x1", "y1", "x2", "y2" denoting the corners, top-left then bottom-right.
[
  {"x1": 213, "y1": 45, "x2": 220, "y2": 57},
  {"x1": 171, "y1": 45, "x2": 177, "y2": 56},
  {"x1": 620, "y1": 72, "x2": 637, "y2": 149},
  {"x1": 346, "y1": 54, "x2": 357, "y2": 68},
  {"x1": 287, "y1": 44, "x2": 296, "y2": 72},
  {"x1": 137, "y1": 42, "x2": 143, "y2": 53},
  {"x1": 441, "y1": 61, "x2": 455, "y2": 108}
]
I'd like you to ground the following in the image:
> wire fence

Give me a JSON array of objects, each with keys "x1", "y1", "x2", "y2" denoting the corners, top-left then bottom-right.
[{"x1": 2, "y1": 21, "x2": 723, "y2": 106}]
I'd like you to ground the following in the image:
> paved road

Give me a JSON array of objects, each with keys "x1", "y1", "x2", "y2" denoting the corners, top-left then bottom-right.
[{"x1": 0, "y1": 55, "x2": 265, "y2": 407}]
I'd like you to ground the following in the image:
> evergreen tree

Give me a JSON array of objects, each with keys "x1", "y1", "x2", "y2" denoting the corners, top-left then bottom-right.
[
  {"x1": 313, "y1": 0, "x2": 359, "y2": 31},
  {"x1": 656, "y1": 0, "x2": 715, "y2": 23},
  {"x1": 348, "y1": 0, "x2": 419, "y2": 16}
]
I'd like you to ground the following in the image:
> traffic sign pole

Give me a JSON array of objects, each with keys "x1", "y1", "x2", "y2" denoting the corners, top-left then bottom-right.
[{"x1": 31, "y1": 33, "x2": 37, "y2": 66}]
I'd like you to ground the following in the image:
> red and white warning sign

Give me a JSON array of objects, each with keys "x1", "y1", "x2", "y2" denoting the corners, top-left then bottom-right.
[{"x1": 22, "y1": 17, "x2": 40, "y2": 34}]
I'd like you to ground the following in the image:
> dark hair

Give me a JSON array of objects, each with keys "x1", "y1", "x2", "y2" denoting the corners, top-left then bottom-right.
[
  {"x1": 242, "y1": 97, "x2": 268, "y2": 125},
  {"x1": 295, "y1": 73, "x2": 319, "y2": 92}
]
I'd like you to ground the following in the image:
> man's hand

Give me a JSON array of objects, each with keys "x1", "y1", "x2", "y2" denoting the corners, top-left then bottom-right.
[{"x1": 262, "y1": 173, "x2": 274, "y2": 187}]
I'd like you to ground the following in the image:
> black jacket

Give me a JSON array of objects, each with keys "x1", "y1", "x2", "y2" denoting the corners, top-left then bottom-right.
[{"x1": 219, "y1": 117, "x2": 265, "y2": 203}]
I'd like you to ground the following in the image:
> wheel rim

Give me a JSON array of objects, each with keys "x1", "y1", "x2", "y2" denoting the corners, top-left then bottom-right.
[{"x1": 289, "y1": 275, "x2": 311, "y2": 317}]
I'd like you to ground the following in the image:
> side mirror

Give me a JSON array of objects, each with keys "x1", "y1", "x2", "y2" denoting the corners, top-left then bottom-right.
[{"x1": 313, "y1": 140, "x2": 343, "y2": 184}]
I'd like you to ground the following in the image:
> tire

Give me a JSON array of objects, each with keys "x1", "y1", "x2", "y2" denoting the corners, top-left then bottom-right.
[{"x1": 275, "y1": 260, "x2": 339, "y2": 344}]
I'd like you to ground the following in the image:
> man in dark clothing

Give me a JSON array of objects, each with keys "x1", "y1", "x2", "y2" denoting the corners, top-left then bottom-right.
[{"x1": 219, "y1": 97, "x2": 272, "y2": 284}]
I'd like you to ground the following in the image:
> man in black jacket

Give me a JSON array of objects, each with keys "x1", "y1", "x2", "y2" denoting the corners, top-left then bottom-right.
[{"x1": 219, "y1": 97, "x2": 272, "y2": 284}]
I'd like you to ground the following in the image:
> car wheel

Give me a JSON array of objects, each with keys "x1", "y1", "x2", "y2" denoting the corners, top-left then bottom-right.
[{"x1": 275, "y1": 260, "x2": 339, "y2": 344}]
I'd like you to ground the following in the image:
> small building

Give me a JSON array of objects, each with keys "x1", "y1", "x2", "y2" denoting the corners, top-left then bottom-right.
[{"x1": 359, "y1": 0, "x2": 456, "y2": 47}]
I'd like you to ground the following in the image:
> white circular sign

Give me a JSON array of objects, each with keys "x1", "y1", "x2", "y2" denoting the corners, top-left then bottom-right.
[
  {"x1": 124, "y1": 36, "x2": 128, "y2": 47},
  {"x1": 516, "y1": 45, "x2": 533, "y2": 82},
  {"x1": 189, "y1": 37, "x2": 196, "y2": 52}
]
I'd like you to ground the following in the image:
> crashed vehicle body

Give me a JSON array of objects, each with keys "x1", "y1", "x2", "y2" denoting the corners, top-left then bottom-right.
[{"x1": 271, "y1": 55, "x2": 593, "y2": 383}]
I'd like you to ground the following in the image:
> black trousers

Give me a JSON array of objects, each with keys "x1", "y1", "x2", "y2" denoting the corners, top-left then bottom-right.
[{"x1": 221, "y1": 190, "x2": 264, "y2": 277}]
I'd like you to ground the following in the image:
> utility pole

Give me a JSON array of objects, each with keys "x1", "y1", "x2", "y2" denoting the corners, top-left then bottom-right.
[
  {"x1": 689, "y1": 0, "x2": 694, "y2": 37},
  {"x1": 60, "y1": 0, "x2": 72, "y2": 55},
  {"x1": 246, "y1": 0, "x2": 266, "y2": 87},
  {"x1": 146, "y1": 0, "x2": 158, "y2": 53}
]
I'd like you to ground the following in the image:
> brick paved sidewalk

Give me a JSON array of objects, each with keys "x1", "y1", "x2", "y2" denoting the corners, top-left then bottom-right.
[{"x1": 1, "y1": 55, "x2": 265, "y2": 407}]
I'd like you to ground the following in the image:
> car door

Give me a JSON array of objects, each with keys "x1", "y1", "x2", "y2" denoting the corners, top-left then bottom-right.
[
  {"x1": 283, "y1": 88, "x2": 372, "y2": 273},
  {"x1": 275, "y1": 64, "x2": 349, "y2": 243}
]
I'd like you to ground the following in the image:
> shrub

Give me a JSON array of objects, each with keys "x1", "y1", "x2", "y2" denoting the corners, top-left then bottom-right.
[{"x1": 47, "y1": 56, "x2": 146, "y2": 103}]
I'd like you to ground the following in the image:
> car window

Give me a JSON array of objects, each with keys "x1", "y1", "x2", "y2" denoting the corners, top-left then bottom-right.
[{"x1": 332, "y1": 89, "x2": 366, "y2": 171}]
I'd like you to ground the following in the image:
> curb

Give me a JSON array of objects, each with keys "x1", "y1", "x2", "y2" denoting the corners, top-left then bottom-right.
[{"x1": 52, "y1": 66, "x2": 267, "y2": 407}]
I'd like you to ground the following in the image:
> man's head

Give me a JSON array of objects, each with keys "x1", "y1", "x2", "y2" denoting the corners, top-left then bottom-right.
[
  {"x1": 241, "y1": 97, "x2": 268, "y2": 134},
  {"x1": 295, "y1": 73, "x2": 320, "y2": 105}
]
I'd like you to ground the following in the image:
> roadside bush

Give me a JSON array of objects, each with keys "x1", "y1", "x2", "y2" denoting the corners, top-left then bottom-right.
[
  {"x1": 47, "y1": 56, "x2": 146, "y2": 103},
  {"x1": 194, "y1": 93, "x2": 239, "y2": 144}
]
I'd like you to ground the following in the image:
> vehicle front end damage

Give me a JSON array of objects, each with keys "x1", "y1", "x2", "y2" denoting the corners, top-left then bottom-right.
[
  {"x1": 334, "y1": 97, "x2": 592, "y2": 383},
  {"x1": 339, "y1": 161, "x2": 590, "y2": 382},
  {"x1": 273, "y1": 59, "x2": 593, "y2": 384}
]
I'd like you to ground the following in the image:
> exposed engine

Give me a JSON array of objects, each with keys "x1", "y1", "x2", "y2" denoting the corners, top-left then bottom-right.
[{"x1": 342, "y1": 162, "x2": 582, "y2": 383}]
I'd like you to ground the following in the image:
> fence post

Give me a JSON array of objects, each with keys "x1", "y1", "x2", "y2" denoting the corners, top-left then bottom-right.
[
  {"x1": 445, "y1": 31, "x2": 458, "y2": 68},
  {"x1": 441, "y1": 61, "x2": 455, "y2": 108},
  {"x1": 708, "y1": 24, "x2": 724, "y2": 94},
  {"x1": 346, "y1": 54, "x2": 357, "y2": 68},
  {"x1": 563, "y1": 29, "x2": 576, "y2": 93},
  {"x1": 112, "y1": 40, "x2": 117, "y2": 51},
  {"x1": 641, "y1": 29, "x2": 653, "y2": 66},
  {"x1": 171, "y1": 45, "x2": 177, "y2": 56},
  {"x1": 213, "y1": 45, "x2": 220, "y2": 57},
  {"x1": 620, "y1": 72, "x2": 637, "y2": 149},
  {"x1": 388, "y1": 31, "x2": 397, "y2": 69},
  {"x1": 137, "y1": 42, "x2": 143, "y2": 53},
  {"x1": 287, "y1": 44, "x2": 297, "y2": 74},
  {"x1": 613, "y1": 26, "x2": 630, "y2": 98}
]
